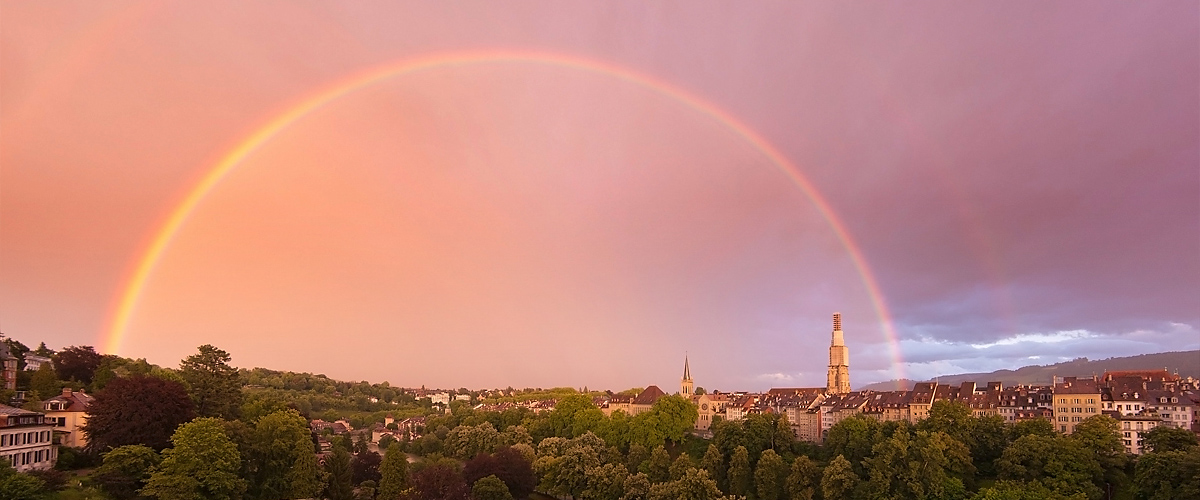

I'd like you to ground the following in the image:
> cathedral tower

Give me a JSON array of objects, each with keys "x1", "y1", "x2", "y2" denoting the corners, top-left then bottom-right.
[
  {"x1": 826, "y1": 313, "x2": 851, "y2": 394},
  {"x1": 681, "y1": 355, "x2": 694, "y2": 397}
]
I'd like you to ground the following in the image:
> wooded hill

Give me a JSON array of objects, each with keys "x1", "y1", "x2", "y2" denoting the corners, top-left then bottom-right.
[{"x1": 860, "y1": 350, "x2": 1200, "y2": 391}]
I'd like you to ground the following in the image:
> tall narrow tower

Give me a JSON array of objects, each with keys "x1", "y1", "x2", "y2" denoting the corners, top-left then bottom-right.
[
  {"x1": 681, "y1": 354, "x2": 694, "y2": 397},
  {"x1": 826, "y1": 313, "x2": 851, "y2": 395}
]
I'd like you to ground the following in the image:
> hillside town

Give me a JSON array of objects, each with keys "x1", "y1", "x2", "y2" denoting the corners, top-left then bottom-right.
[{"x1": 2, "y1": 313, "x2": 1198, "y2": 500}]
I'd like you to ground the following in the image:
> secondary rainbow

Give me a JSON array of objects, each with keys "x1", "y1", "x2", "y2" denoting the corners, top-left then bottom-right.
[{"x1": 102, "y1": 49, "x2": 905, "y2": 378}]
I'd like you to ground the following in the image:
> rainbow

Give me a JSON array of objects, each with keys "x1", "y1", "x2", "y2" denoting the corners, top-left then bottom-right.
[{"x1": 102, "y1": 49, "x2": 905, "y2": 379}]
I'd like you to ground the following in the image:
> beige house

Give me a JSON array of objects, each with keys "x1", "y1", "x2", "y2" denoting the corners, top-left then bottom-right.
[
  {"x1": 0, "y1": 404, "x2": 56, "y2": 471},
  {"x1": 42, "y1": 388, "x2": 93, "y2": 449}
]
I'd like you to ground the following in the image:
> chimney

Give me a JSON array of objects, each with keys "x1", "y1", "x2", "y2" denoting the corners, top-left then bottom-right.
[{"x1": 62, "y1": 387, "x2": 72, "y2": 397}]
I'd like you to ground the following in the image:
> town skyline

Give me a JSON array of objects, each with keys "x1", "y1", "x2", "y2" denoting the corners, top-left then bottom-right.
[{"x1": 3, "y1": 3, "x2": 1197, "y2": 391}]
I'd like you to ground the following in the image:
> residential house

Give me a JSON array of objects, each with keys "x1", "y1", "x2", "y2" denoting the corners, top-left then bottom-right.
[
  {"x1": 0, "y1": 404, "x2": 56, "y2": 471},
  {"x1": 1147, "y1": 389, "x2": 1198, "y2": 431},
  {"x1": 42, "y1": 388, "x2": 93, "y2": 448},
  {"x1": 861, "y1": 391, "x2": 912, "y2": 423},
  {"x1": 628, "y1": 386, "x2": 667, "y2": 417},
  {"x1": 23, "y1": 355, "x2": 51, "y2": 372},
  {"x1": 0, "y1": 343, "x2": 16, "y2": 391}
]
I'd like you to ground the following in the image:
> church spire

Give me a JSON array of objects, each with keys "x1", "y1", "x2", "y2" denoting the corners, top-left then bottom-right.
[{"x1": 681, "y1": 354, "x2": 694, "y2": 397}]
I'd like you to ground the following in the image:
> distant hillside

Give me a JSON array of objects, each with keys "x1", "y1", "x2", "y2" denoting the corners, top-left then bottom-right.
[{"x1": 859, "y1": 350, "x2": 1200, "y2": 392}]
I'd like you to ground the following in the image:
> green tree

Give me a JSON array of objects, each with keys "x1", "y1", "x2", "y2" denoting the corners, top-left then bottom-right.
[
  {"x1": 378, "y1": 443, "x2": 412, "y2": 500},
  {"x1": 29, "y1": 363, "x2": 61, "y2": 400},
  {"x1": 1132, "y1": 446, "x2": 1200, "y2": 500},
  {"x1": 92, "y1": 445, "x2": 161, "y2": 499},
  {"x1": 918, "y1": 400, "x2": 977, "y2": 455},
  {"x1": 973, "y1": 415, "x2": 1010, "y2": 476},
  {"x1": 626, "y1": 443, "x2": 650, "y2": 474},
  {"x1": 821, "y1": 455, "x2": 859, "y2": 500},
  {"x1": 179, "y1": 345, "x2": 243, "y2": 419},
  {"x1": 648, "y1": 468, "x2": 724, "y2": 500},
  {"x1": 546, "y1": 394, "x2": 598, "y2": 438},
  {"x1": 648, "y1": 395, "x2": 699, "y2": 446},
  {"x1": 646, "y1": 445, "x2": 671, "y2": 484},
  {"x1": 622, "y1": 472, "x2": 651, "y2": 500},
  {"x1": 824, "y1": 414, "x2": 881, "y2": 475},
  {"x1": 34, "y1": 342, "x2": 55, "y2": 357},
  {"x1": 471, "y1": 475, "x2": 514, "y2": 500},
  {"x1": 754, "y1": 449, "x2": 786, "y2": 500},
  {"x1": 785, "y1": 455, "x2": 819, "y2": 500},
  {"x1": 669, "y1": 454, "x2": 696, "y2": 481},
  {"x1": 996, "y1": 434, "x2": 1102, "y2": 499},
  {"x1": 324, "y1": 446, "x2": 355, "y2": 500},
  {"x1": 699, "y1": 444, "x2": 724, "y2": 492},
  {"x1": 287, "y1": 439, "x2": 325, "y2": 500},
  {"x1": 861, "y1": 429, "x2": 971, "y2": 500},
  {"x1": 534, "y1": 435, "x2": 604, "y2": 499},
  {"x1": 0, "y1": 460, "x2": 46, "y2": 500},
  {"x1": 1069, "y1": 415, "x2": 1127, "y2": 496},
  {"x1": 969, "y1": 480, "x2": 1088, "y2": 500},
  {"x1": 1141, "y1": 425, "x2": 1198, "y2": 454},
  {"x1": 246, "y1": 409, "x2": 313, "y2": 500},
  {"x1": 727, "y1": 445, "x2": 751, "y2": 497},
  {"x1": 445, "y1": 422, "x2": 501, "y2": 460},
  {"x1": 1009, "y1": 419, "x2": 1055, "y2": 441},
  {"x1": 582, "y1": 462, "x2": 631, "y2": 500},
  {"x1": 141, "y1": 417, "x2": 247, "y2": 500}
]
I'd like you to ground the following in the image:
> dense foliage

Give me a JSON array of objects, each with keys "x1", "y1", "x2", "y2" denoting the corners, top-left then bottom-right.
[
  {"x1": 83, "y1": 375, "x2": 196, "y2": 452},
  {"x1": 2, "y1": 336, "x2": 1196, "y2": 500}
]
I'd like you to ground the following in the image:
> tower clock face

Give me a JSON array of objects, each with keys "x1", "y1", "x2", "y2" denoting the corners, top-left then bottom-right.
[{"x1": 702, "y1": 404, "x2": 708, "y2": 410}]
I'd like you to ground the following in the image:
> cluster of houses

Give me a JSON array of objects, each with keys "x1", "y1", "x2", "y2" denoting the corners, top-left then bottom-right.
[
  {"x1": 675, "y1": 370, "x2": 1199, "y2": 456},
  {"x1": 1, "y1": 342, "x2": 95, "y2": 472}
]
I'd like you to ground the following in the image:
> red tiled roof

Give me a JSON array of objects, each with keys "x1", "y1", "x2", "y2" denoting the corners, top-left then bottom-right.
[{"x1": 633, "y1": 386, "x2": 667, "y2": 405}]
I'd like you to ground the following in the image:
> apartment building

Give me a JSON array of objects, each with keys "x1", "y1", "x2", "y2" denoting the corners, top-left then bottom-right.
[{"x1": 1053, "y1": 377, "x2": 1102, "y2": 434}]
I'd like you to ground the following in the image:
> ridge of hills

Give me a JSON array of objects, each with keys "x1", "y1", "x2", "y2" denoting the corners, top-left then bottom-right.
[{"x1": 859, "y1": 350, "x2": 1200, "y2": 392}]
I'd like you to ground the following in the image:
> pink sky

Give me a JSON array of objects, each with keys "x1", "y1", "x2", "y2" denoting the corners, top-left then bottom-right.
[{"x1": 2, "y1": 2, "x2": 1197, "y2": 391}]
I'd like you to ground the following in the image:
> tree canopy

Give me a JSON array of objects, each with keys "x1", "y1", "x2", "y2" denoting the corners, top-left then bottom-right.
[
  {"x1": 83, "y1": 374, "x2": 195, "y2": 452},
  {"x1": 141, "y1": 417, "x2": 247, "y2": 500},
  {"x1": 179, "y1": 344, "x2": 243, "y2": 419}
]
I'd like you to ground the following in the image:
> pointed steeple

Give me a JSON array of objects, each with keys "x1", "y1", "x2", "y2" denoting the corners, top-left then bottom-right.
[{"x1": 681, "y1": 354, "x2": 694, "y2": 397}]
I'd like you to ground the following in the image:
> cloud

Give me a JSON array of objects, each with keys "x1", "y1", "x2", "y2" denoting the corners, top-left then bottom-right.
[
  {"x1": 853, "y1": 322, "x2": 1200, "y2": 385},
  {"x1": 756, "y1": 372, "x2": 798, "y2": 383}
]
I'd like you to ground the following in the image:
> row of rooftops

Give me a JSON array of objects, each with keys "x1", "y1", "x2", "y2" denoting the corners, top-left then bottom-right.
[{"x1": 584, "y1": 371, "x2": 1198, "y2": 419}]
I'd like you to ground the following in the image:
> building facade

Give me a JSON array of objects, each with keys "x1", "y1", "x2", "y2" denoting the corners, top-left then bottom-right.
[
  {"x1": 0, "y1": 404, "x2": 56, "y2": 471},
  {"x1": 42, "y1": 388, "x2": 94, "y2": 449},
  {"x1": 1053, "y1": 377, "x2": 1102, "y2": 434}
]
